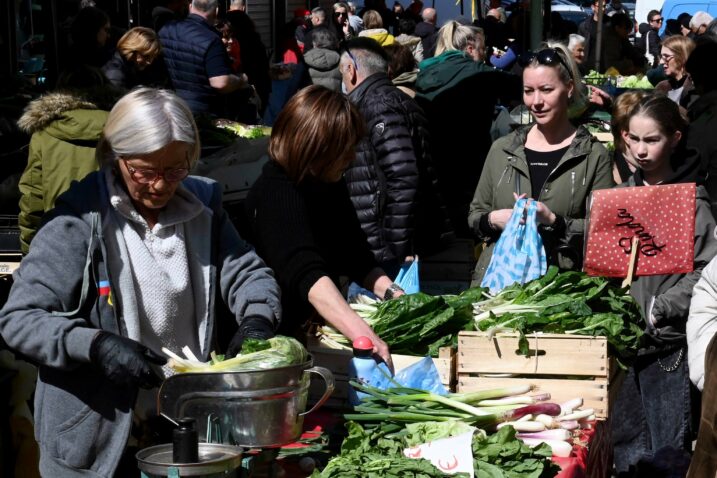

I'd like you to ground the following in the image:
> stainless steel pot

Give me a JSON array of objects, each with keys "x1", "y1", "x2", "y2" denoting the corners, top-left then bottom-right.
[
  {"x1": 158, "y1": 359, "x2": 334, "y2": 448},
  {"x1": 136, "y1": 443, "x2": 242, "y2": 477}
]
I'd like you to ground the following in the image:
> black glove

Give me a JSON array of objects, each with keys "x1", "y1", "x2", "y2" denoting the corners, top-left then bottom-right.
[
  {"x1": 90, "y1": 331, "x2": 167, "y2": 389},
  {"x1": 226, "y1": 317, "x2": 275, "y2": 358}
]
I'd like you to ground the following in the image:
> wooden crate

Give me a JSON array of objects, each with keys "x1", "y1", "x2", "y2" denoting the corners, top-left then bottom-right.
[
  {"x1": 307, "y1": 338, "x2": 455, "y2": 409},
  {"x1": 457, "y1": 331, "x2": 618, "y2": 419}
]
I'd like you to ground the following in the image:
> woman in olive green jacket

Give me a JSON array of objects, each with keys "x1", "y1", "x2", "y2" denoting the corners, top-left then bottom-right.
[
  {"x1": 468, "y1": 45, "x2": 613, "y2": 285},
  {"x1": 17, "y1": 90, "x2": 112, "y2": 253}
]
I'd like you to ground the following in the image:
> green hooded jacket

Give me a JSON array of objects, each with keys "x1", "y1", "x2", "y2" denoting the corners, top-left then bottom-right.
[
  {"x1": 415, "y1": 50, "x2": 497, "y2": 101},
  {"x1": 17, "y1": 93, "x2": 109, "y2": 253},
  {"x1": 468, "y1": 124, "x2": 614, "y2": 285}
]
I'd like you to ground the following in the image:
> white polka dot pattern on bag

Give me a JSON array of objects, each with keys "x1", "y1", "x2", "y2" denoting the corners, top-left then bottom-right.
[{"x1": 584, "y1": 184, "x2": 696, "y2": 277}]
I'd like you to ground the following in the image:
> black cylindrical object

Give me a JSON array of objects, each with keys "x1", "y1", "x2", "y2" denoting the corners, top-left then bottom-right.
[{"x1": 172, "y1": 417, "x2": 199, "y2": 463}]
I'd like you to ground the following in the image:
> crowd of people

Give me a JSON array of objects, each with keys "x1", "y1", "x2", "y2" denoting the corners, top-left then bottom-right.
[{"x1": 3, "y1": 0, "x2": 717, "y2": 476}]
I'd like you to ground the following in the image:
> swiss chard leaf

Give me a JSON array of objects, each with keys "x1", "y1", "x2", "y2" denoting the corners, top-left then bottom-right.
[{"x1": 240, "y1": 338, "x2": 272, "y2": 354}]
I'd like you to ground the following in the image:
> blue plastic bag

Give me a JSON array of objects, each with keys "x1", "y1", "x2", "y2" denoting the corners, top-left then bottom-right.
[
  {"x1": 394, "y1": 258, "x2": 420, "y2": 294},
  {"x1": 481, "y1": 198, "x2": 547, "y2": 294},
  {"x1": 369, "y1": 356, "x2": 448, "y2": 396}
]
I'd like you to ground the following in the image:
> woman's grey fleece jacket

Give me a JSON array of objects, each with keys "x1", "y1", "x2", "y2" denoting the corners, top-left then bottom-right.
[{"x1": 0, "y1": 170, "x2": 281, "y2": 477}]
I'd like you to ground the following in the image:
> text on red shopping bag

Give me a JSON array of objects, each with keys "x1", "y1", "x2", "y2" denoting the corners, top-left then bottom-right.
[{"x1": 584, "y1": 184, "x2": 695, "y2": 277}]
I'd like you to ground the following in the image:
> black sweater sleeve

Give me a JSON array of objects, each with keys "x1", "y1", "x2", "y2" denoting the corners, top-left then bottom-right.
[
  {"x1": 247, "y1": 175, "x2": 328, "y2": 302},
  {"x1": 247, "y1": 164, "x2": 378, "y2": 303}
]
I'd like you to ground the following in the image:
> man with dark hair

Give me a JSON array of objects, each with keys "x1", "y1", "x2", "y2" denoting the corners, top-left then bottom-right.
[
  {"x1": 637, "y1": 9, "x2": 663, "y2": 67},
  {"x1": 678, "y1": 12, "x2": 694, "y2": 37},
  {"x1": 339, "y1": 38, "x2": 452, "y2": 273},
  {"x1": 160, "y1": 0, "x2": 249, "y2": 115}
]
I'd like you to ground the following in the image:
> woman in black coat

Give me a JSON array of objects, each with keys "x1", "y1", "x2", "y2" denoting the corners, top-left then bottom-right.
[
  {"x1": 102, "y1": 27, "x2": 170, "y2": 90},
  {"x1": 244, "y1": 86, "x2": 403, "y2": 369}
]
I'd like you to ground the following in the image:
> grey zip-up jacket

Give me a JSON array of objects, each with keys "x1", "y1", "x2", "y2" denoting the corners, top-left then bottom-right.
[
  {"x1": 0, "y1": 170, "x2": 281, "y2": 477},
  {"x1": 622, "y1": 163, "x2": 717, "y2": 355},
  {"x1": 468, "y1": 125, "x2": 613, "y2": 284}
]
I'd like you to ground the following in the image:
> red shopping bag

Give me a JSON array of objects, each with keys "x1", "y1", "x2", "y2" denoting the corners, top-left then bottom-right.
[{"x1": 584, "y1": 184, "x2": 696, "y2": 277}]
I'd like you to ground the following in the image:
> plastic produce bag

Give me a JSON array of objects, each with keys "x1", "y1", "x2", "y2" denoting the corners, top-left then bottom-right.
[
  {"x1": 481, "y1": 198, "x2": 547, "y2": 294},
  {"x1": 394, "y1": 258, "x2": 420, "y2": 294},
  {"x1": 369, "y1": 356, "x2": 448, "y2": 396}
]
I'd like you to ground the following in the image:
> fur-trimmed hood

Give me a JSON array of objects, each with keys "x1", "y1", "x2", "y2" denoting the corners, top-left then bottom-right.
[
  {"x1": 18, "y1": 93, "x2": 99, "y2": 133},
  {"x1": 17, "y1": 92, "x2": 110, "y2": 141}
]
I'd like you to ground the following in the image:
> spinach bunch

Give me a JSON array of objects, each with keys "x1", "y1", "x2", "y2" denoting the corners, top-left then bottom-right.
[
  {"x1": 474, "y1": 267, "x2": 644, "y2": 362},
  {"x1": 472, "y1": 426, "x2": 559, "y2": 478},
  {"x1": 311, "y1": 421, "x2": 558, "y2": 478},
  {"x1": 369, "y1": 287, "x2": 485, "y2": 356},
  {"x1": 312, "y1": 421, "x2": 466, "y2": 478}
]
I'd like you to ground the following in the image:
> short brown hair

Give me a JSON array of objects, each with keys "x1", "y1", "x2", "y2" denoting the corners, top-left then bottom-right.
[
  {"x1": 362, "y1": 10, "x2": 383, "y2": 29},
  {"x1": 384, "y1": 43, "x2": 416, "y2": 79},
  {"x1": 269, "y1": 85, "x2": 366, "y2": 183},
  {"x1": 117, "y1": 27, "x2": 161, "y2": 64}
]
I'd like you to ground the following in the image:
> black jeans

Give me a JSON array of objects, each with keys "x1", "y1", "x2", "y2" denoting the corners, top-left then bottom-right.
[{"x1": 612, "y1": 347, "x2": 693, "y2": 476}]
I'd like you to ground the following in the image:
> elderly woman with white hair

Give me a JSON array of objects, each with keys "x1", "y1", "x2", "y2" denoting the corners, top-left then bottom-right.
[
  {"x1": 690, "y1": 11, "x2": 714, "y2": 35},
  {"x1": 567, "y1": 34, "x2": 587, "y2": 72},
  {"x1": 0, "y1": 87, "x2": 281, "y2": 477}
]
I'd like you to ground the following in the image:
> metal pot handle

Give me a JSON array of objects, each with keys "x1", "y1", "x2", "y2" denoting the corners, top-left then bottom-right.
[{"x1": 299, "y1": 366, "x2": 335, "y2": 416}]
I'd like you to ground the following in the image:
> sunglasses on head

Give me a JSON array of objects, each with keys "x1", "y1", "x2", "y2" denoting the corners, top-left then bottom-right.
[{"x1": 519, "y1": 48, "x2": 572, "y2": 79}]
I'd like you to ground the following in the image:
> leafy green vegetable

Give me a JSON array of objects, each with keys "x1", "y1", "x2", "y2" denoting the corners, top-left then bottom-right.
[
  {"x1": 616, "y1": 75, "x2": 654, "y2": 89},
  {"x1": 365, "y1": 288, "x2": 484, "y2": 356},
  {"x1": 311, "y1": 421, "x2": 466, "y2": 477},
  {"x1": 473, "y1": 267, "x2": 643, "y2": 364},
  {"x1": 221, "y1": 122, "x2": 269, "y2": 138},
  {"x1": 311, "y1": 421, "x2": 558, "y2": 478},
  {"x1": 472, "y1": 426, "x2": 558, "y2": 478},
  {"x1": 241, "y1": 338, "x2": 272, "y2": 354},
  {"x1": 168, "y1": 336, "x2": 308, "y2": 373},
  {"x1": 404, "y1": 421, "x2": 479, "y2": 446}
]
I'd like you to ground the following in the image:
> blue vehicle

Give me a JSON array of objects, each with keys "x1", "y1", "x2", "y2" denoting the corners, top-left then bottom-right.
[{"x1": 658, "y1": 0, "x2": 717, "y2": 34}]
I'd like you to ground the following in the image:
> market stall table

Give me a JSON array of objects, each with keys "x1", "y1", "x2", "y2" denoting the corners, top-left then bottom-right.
[{"x1": 290, "y1": 412, "x2": 613, "y2": 478}]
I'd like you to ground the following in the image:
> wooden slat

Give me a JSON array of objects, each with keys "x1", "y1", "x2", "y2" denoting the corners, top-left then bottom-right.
[
  {"x1": 457, "y1": 332, "x2": 609, "y2": 377},
  {"x1": 457, "y1": 376, "x2": 611, "y2": 419}
]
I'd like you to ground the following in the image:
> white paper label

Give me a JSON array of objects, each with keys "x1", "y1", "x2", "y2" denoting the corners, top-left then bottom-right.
[{"x1": 403, "y1": 430, "x2": 475, "y2": 477}]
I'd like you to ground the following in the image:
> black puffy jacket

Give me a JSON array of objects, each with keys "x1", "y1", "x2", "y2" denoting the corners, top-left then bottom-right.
[
  {"x1": 346, "y1": 73, "x2": 452, "y2": 264},
  {"x1": 102, "y1": 51, "x2": 171, "y2": 90}
]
